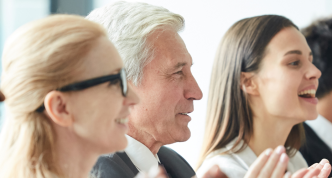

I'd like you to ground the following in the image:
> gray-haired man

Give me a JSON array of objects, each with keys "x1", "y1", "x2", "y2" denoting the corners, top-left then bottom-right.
[{"x1": 87, "y1": 2, "x2": 202, "y2": 178}]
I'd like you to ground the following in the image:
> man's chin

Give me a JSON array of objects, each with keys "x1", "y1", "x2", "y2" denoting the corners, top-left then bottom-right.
[
  {"x1": 154, "y1": 127, "x2": 191, "y2": 144},
  {"x1": 174, "y1": 128, "x2": 191, "y2": 143}
]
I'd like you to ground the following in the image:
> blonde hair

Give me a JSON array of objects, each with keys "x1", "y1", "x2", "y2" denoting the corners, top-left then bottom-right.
[
  {"x1": 0, "y1": 14, "x2": 107, "y2": 178},
  {"x1": 86, "y1": 1, "x2": 184, "y2": 85}
]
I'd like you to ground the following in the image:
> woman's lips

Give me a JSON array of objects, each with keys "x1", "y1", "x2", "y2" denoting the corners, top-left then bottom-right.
[
  {"x1": 115, "y1": 118, "x2": 129, "y2": 130},
  {"x1": 299, "y1": 97, "x2": 318, "y2": 104}
]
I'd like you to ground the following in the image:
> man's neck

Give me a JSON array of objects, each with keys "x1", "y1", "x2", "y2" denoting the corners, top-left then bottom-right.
[{"x1": 127, "y1": 124, "x2": 163, "y2": 155}]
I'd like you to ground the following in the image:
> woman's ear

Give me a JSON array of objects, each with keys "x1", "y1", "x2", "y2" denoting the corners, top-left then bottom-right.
[
  {"x1": 241, "y1": 72, "x2": 259, "y2": 96},
  {"x1": 44, "y1": 91, "x2": 73, "y2": 127}
]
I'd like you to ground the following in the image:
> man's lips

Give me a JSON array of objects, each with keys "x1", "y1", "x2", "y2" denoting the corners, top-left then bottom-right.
[{"x1": 178, "y1": 111, "x2": 193, "y2": 115}]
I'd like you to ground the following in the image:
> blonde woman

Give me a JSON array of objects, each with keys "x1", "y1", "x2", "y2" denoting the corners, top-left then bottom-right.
[
  {"x1": 0, "y1": 15, "x2": 140, "y2": 178},
  {"x1": 197, "y1": 15, "x2": 331, "y2": 178}
]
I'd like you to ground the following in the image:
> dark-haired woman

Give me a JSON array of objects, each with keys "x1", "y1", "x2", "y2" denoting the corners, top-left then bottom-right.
[{"x1": 197, "y1": 15, "x2": 331, "y2": 178}]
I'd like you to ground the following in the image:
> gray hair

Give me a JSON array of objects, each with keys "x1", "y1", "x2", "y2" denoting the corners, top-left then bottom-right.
[{"x1": 86, "y1": 1, "x2": 185, "y2": 85}]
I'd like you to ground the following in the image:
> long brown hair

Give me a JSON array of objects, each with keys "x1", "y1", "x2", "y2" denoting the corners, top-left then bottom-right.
[
  {"x1": 0, "y1": 15, "x2": 106, "y2": 178},
  {"x1": 197, "y1": 15, "x2": 305, "y2": 169}
]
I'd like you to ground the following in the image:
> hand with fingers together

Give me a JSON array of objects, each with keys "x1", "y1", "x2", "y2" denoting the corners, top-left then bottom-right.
[
  {"x1": 245, "y1": 146, "x2": 331, "y2": 178},
  {"x1": 199, "y1": 165, "x2": 228, "y2": 178},
  {"x1": 305, "y1": 159, "x2": 331, "y2": 178}
]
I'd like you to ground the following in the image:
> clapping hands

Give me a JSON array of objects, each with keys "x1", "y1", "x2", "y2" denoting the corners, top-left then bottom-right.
[
  {"x1": 244, "y1": 146, "x2": 331, "y2": 178},
  {"x1": 136, "y1": 146, "x2": 331, "y2": 178},
  {"x1": 197, "y1": 146, "x2": 331, "y2": 178}
]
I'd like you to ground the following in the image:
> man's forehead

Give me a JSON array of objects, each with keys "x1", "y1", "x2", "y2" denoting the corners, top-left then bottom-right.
[
  {"x1": 165, "y1": 55, "x2": 193, "y2": 72},
  {"x1": 147, "y1": 28, "x2": 193, "y2": 71}
]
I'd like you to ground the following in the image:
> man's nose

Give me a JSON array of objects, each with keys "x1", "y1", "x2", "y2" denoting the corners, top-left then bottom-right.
[
  {"x1": 184, "y1": 74, "x2": 203, "y2": 100},
  {"x1": 124, "y1": 85, "x2": 140, "y2": 106}
]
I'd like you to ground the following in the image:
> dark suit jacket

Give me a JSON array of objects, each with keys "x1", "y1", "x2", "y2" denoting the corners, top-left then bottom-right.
[
  {"x1": 299, "y1": 122, "x2": 332, "y2": 177},
  {"x1": 91, "y1": 146, "x2": 196, "y2": 178}
]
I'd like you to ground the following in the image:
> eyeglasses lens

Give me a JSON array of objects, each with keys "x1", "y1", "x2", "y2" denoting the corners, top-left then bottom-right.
[{"x1": 121, "y1": 69, "x2": 128, "y2": 97}]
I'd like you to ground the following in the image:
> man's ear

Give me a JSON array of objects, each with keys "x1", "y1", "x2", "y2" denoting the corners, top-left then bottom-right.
[
  {"x1": 240, "y1": 72, "x2": 259, "y2": 96},
  {"x1": 44, "y1": 91, "x2": 73, "y2": 127}
]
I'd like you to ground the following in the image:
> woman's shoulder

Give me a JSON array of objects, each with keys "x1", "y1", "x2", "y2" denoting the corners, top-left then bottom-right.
[
  {"x1": 196, "y1": 147, "x2": 247, "y2": 178},
  {"x1": 288, "y1": 150, "x2": 308, "y2": 172}
]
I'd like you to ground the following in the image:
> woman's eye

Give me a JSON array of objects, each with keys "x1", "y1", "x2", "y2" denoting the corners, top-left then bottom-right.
[{"x1": 289, "y1": 60, "x2": 300, "y2": 66}]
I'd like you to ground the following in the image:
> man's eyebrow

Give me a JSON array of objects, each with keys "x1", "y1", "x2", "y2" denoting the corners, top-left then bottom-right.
[{"x1": 172, "y1": 62, "x2": 187, "y2": 70}]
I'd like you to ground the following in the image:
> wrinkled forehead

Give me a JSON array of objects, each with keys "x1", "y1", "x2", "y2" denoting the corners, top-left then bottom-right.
[{"x1": 146, "y1": 28, "x2": 192, "y2": 70}]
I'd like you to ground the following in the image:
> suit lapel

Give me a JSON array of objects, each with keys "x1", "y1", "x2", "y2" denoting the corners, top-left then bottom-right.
[
  {"x1": 117, "y1": 152, "x2": 140, "y2": 175},
  {"x1": 158, "y1": 146, "x2": 195, "y2": 178}
]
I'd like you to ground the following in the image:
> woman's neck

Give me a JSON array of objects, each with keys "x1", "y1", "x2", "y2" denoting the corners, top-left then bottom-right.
[
  {"x1": 248, "y1": 114, "x2": 295, "y2": 157},
  {"x1": 54, "y1": 125, "x2": 99, "y2": 178}
]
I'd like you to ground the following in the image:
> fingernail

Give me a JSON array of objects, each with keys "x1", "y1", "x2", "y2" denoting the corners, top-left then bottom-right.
[
  {"x1": 279, "y1": 153, "x2": 288, "y2": 163},
  {"x1": 323, "y1": 163, "x2": 330, "y2": 170},
  {"x1": 320, "y1": 158, "x2": 329, "y2": 165},
  {"x1": 284, "y1": 171, "x2": 291, "y2": 178},
  {"x1": 265, "y1": 148, "x2": 272, "y2": 156},
  {"x1": 276, "y1": 145, "x2": 284, "y2": 154},
  {"x1": 210, "y1": 165, "x2": 219, "y2": 175}
]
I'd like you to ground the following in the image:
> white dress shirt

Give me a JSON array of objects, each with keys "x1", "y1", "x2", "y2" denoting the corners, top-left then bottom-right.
[
  {"x1": 306, "y1": 115, "x2": 332, "y2": 151},
  {"x1": 124, "y1": 135, "x2": 160, "y2": 172},
  {"x1": 197, "y1": 138, "x2": 308, "y2": 178}
]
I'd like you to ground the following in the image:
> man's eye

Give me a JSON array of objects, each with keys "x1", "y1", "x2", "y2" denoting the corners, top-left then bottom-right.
[
  {"x1": 174, "y1": 71, "x2": 183, "y2": 75},
  {"x1": 289, "y1": 60, "x2": 300, "y2": 66}
]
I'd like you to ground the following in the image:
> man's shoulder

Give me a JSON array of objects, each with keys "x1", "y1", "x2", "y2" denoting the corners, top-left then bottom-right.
[
  {"x1": 300, "y1": 122, "x2": 332, "y2": 177},
  {"x1": 158, "y1": 146, "x2": 184, "y2": 158},
  {"x1": 158, "y1": 146, "x2": 191, "y2": 166},
  {"x1": 300, "y1": 122, "x2": 330, "y2": 153},
  {"x1": 197, "y1": 152, "x2": 246, "y2": 178},
  {"x1": 158, "y1": 146, "x2": 196, "y2": 178},
  {"x1": 91, "y1": 152, "x2": 138, "y2": 178}
]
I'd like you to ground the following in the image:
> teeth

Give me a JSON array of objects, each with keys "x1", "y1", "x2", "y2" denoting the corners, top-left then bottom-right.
[
  {"x1": 180, "y1": 113, "x2": 189, "y2": 115},
  {"x1": 298, "y1": 89, "x2": 316, "y2": 96},
  {"x1": 115, "y1": 118, "x2": 128, "y2": 124}
]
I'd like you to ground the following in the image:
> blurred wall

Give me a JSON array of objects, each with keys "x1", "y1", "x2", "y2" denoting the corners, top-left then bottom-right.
[
  {"x1": 0, "y1": 0, "x2": 49, "y2": 126},
  {"x1": 94, "y1": 0, "x2": 332, "y2": 168},
  {"x1": 0, "y1": 0, "x2": 92, "y2": 128},
  {"x1": 50, "y1": 0, "x2": 92, "y2": 15}
]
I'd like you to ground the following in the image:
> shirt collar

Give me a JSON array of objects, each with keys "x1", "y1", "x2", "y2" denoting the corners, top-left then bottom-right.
[
  {"x1": 305, "y1": 115, "x2": 332, "y2": 151},
  {"x1": 124, "y1": 135, "x2": 160, "y2": 172},
  {"x1": 209, "y1": 138, "x2": 307, "y2": 172}
]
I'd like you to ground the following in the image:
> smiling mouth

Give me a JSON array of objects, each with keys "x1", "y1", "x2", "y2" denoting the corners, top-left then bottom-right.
[
  {"x1": 298, "y1": 89, "x2": 316, "y2": 98},
  {"x1": 115, "y1": 118, "x2": 128, "y2": 124},
  {"x1": 179, "y1": 112, "x2": 191, "y2": 116}
]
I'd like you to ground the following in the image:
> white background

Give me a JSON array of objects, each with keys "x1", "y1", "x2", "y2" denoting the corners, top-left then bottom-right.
[{"x1": 1, "y1": 0, "x2": 332, "y2": 169}]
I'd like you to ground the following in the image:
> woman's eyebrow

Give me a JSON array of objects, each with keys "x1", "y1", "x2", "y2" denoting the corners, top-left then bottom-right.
[{"x1": 284, "y1": 50, "x2": 302, "y2": 56}]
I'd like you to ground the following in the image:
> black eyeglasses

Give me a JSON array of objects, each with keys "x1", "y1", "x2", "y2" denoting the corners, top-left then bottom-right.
[{"x1": 36, "y1": 68, "x2": 127, "y2": 112}]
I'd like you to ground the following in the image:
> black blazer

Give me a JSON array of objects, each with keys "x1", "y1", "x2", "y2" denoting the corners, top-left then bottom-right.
[
  {"x1": 91, "y1": 146, "x2": 196, "y2": 178},
  {"x1": 299, "y1": 122, "x2": 332, "y2": 177}
]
